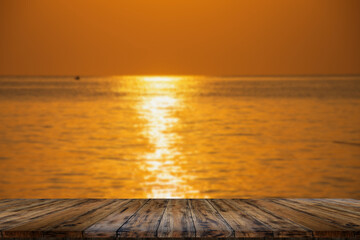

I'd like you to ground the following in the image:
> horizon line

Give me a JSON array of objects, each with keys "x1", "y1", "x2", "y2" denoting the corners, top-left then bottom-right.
[{"x1": 1, "y1": 73, "x2": 360, "y2": 78}]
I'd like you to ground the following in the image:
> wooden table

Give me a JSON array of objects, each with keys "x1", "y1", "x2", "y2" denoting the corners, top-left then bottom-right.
[{"x1": 0, "y1": 199, "x2": 359, "y2": 239}]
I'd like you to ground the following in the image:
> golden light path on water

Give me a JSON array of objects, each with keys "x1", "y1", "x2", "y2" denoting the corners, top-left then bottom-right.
[
  {"x1": 1, "y1": 76, "x2": 360, "y2": 199},
  {"x1": 136, "y1": 76, "x2": 198, "y2": 198}
]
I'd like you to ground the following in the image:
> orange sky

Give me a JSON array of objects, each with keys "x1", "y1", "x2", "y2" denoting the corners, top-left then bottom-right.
[{"x1": 0, "y1": 0, "x2": 359, "y2": 76}]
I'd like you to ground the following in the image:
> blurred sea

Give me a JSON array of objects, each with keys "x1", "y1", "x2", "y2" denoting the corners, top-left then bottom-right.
[{"x1": 0, "y1": 75, "x2": 359, "y2": 198}]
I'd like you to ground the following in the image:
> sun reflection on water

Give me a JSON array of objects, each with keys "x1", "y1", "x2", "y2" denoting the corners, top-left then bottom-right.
[{"x1": 136, "y1": 76, "x2": 198, "y2": 198}]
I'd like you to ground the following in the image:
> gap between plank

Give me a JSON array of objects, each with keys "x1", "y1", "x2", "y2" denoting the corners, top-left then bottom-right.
[
  {"x1": 80, "y1": 199, "x2": 133, "y2": 239},
  {"x1": 115, "y1": 199, "x2": 150, "y2": 238},
  {"x1": 206, "y1": 199, "x2": 235, "y2": 238},
  {"x1": 188, "y1": 199, "x2": 197, "y2": 238},
  {"x1": 155, "y1": 199, "x2": 170, "y2": 237},
  {"x1": 244, "y1": 199, "x2": 315, "y2": 238}
]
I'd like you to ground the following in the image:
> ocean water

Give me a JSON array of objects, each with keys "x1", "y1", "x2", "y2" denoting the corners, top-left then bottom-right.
[{"x1": 0, "y1": 76, "x2": 359, "y2": 198}]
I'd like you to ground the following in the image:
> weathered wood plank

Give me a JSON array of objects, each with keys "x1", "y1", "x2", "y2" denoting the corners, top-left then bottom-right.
[
  {"x1": 117, "y1": 199, "x2": 168, "y2": 238},
  {"x1": 1, "y1": 199, "x2": 89, "y2": 238},
  {"x1": 189, "y1": 199, "x2": 233, "y2": 238},
  {"x1": 0, "y1": 199, "x2": 82, "y2": 231},
  {"x1": 247, "y1": 199, "x2": 356, "y2": 238},
  {"x1": 230, "y1": 199, "x2": 311, "y2": 238},
  {"x1": 84, "y1": 199, "x2": 146, "y2": 238},
  {"x1": 157, "y1": 199, "x2": 196, "y2": 238},
  {"x1": 209, "y1": 199, "x2": 273, "y2": 238},
  {"x1": 0, "y1": 199, "x2": 56, "y2": 215},
  {"x1": 288, "y1": 199, "x2": 360, "y2": 218},
  {"x1": 274, "y1": 199, "x2": 360, "y2": 230},
  {"x1": 325, "y1": 198, "x2": 360, "y2": 207},
  {"x1": 3, "y1": 199, "x2": 122, "y2": 239},
  {"x1": 312, "y1": 198, "x2": 360, "y2": 213},
  {"x1": 40, "y1": 199, "x2": 126, "y2": 238},
  {"x1": 0, "y1": 199, "x2": 359, "y2": 239},
  {"x1": 0, "y1": 199, "x2": 30, "y2": 208},
  {"x1": 0, "y1": 199, "x2": 40, "y2": 211}
]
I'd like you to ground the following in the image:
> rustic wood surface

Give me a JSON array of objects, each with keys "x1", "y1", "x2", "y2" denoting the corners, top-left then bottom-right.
[{"x1": 0, "y1": 199, "x2": 359, "y2": 239}]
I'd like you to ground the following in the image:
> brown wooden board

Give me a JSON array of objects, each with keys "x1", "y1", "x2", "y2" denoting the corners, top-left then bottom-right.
[
  {"x1": 273, "y1": 199, "x2": 360, "y2": 231},
  {"x1": 157, "y1": 199, "x2": 196, "y2": 238},
  {"x1": 117, "y1": 199, "x2": 168, "y2": 238},
  {"x1": 286, "y1": 199, "x2": 360, "y2": 219},
  {"x1": 0, "y1": 199, "x2": 83, "y2": 231},
  {"x1": 189, "y1": 199, "x2": 233, "y2": 238},
  {"x1": 311, "y1": 198, "x2": 360, "y2": 213},
  {"x1": 208, "y1": 199, "x2": 274, "y2": 238},
  {"x1": 0, "y1": 199, "x2": 40, "y2": 211},
  {"x1": 37, "y1": 199, "x2": 125, "y2": 238},
  {"x1": 237, "y1": 199, "x2": 312, "y2": 238},
  {"x1": 247, "y1": 199, "x2": 358, "y2": 238},
  {"x1": 0, "y1": 199, "x2": 359, "y2": 239},
  {"x1": 1, "y1": 199, "x2": 92, "y2": 238},
  {"x1": 84, "y1": 199, "x2": 147, "y2": 238}
]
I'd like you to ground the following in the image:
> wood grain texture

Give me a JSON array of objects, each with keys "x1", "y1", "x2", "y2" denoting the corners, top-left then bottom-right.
[
  {"x1": 190, "y1": 199, "x2": 233, "y2": 238},
  {"x1": 0, "y1": 199, "x2": 81, "y2": 231},
  {"x1": 40, "y1": 199, "x2": 123, "y2": 238},
  {"x1": 0, "y1": 199, "x2": 39, "y2": 211},
  {"x1": 0, "y1": 199, "x2": 56, "y2": 217},
  {"x1": 274, "y1": 199, "x2": 360, "y2": 230},
  {"x1": 84, "y1": 199, "x2": 146, "y2": 238},
  {"x1": 0, "y1": 198, "x2": 359, "y2": 239},
  {"x1": 310, "y1": 198, "x2": 360, "y2": 215},
  {"x1": 326, "y1": 198, "x2": 360, "y2": 207},
  {"x1": 232, "y1": 199, "x2": 311, "y2": 238},
  {"x1": 117, "y1": 199, "x2": 168, "y2": 238},
  {"x1": 247, "y1": 199, "x2": 357, "y2": 238},
  {"x1": 1, "y1": 199, "x2": 105, "y2": 238},
  {"x1": 286, "y1": 199, "x2": 360, "y2": 219},
  {"x1": 157, "y1": 199, "x2": 196, "y2": 238},
  {"x1": 208, "y1": 199, "x2": 273, "y2": 238}
]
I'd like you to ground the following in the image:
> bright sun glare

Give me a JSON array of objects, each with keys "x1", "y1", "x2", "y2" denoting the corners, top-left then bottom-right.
[
  {"x1": 135, "y1": 76, "x2": 198, "y2": 198},
  {"x1": 142, "y1": 76, "x2": 182, "y2": 82}
]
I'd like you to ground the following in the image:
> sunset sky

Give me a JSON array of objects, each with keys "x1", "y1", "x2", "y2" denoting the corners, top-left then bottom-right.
[{"x1": 0, "y1": 0, "x2": 359, "y2": 76}]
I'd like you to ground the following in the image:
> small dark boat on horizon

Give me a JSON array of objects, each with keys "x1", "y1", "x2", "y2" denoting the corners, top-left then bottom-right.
[{"x1": 74, "y1": 76, "x2": 80, "y2": 80}]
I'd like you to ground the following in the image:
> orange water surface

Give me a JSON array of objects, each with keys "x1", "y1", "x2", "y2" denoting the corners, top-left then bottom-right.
[{"x1": 0, "y1": 76, "x2": 359, "y2": 198}]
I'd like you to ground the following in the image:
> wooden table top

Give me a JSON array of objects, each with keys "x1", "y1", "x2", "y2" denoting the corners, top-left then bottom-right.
[{"x1": 0, "y1": 199, "x2": 359, "y2": 239}]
